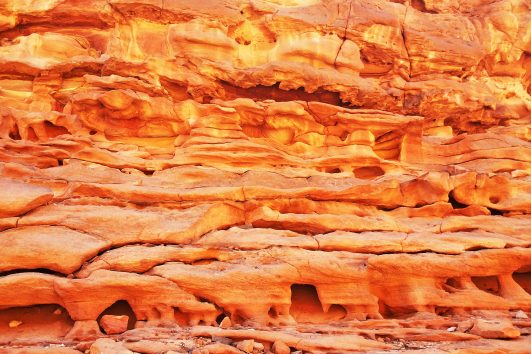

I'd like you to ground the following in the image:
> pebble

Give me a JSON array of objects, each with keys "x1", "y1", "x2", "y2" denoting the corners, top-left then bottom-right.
[
  {"x1": 515, "y1": 310, "x2": 528, "y2": 319},
  {"x1": 220, "y1": 316, "x2": 232, "y2": 329},
  {"x1": 272, "y1": 340, "x2": 291, "y2": 354},
  {"x1": 236, "y1": 339, "x2": 254, "y2": 354},
  {"x1": 253, "y1": 341, "x2": 265, "y2": 351},
  {"x1": 8, "y1": 320, "x2": 22, "y2": 328}
]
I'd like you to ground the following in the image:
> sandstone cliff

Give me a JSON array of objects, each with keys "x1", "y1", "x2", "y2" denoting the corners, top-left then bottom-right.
[{"x1": 0, "y1": 0, "x2": 530, "y2": 353}]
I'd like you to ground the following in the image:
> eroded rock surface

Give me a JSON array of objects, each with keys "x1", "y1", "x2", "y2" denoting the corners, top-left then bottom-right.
[{"x1": 0, "y1": 0, "x2": 530, "y2": 353}]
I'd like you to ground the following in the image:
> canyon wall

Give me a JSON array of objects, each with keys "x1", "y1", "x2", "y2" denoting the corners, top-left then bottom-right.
[{"x1": 0, "y1": 0, "x2": 530, "y2": 353}]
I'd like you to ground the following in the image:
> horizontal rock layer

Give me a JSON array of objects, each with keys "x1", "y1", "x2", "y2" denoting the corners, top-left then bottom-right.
[{"x1": 0, "y1": 0, "x2": 530, "y2": 353}]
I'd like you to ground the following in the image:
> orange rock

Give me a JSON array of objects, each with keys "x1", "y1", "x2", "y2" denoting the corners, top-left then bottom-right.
[
  {"x1": 0, "y1": 0, "x2": 530, "y2": 353},
  {"x1": 0, "y1": 179, "x2": 53, "y2": 218},
  {"x1": 99, "y1": 315, "x2": 129, "y2": 335},
  {"x1": 469, "y1": 319, "x2": 520, "y2": 339},
  {"x1": 0, "y1": 226, "x2": 109, "y2": 274},
  {"x1": 272, "y1": 340, "x2": 291, "y2": 354},
  {"x1": 219, "y1": 316, "x2": 232, "y2": 329},
  {"x1": 235, "y1": 339, "x2": 254, "y2": 353}
]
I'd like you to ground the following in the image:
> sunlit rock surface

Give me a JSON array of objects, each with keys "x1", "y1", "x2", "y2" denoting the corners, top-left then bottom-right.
[{"x1": 0, "y1": 0, "x2": 530, "y2": 352}]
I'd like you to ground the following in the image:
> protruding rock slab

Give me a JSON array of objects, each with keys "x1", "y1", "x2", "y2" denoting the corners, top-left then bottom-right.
[
  {"x1": 470, "y1": 319, "x2": 521, "y2": 339},
  {"x1": 0, "y1": 226, "x2": 109, "y2": 274},
  {"x1": 0, "y1": 179, "x2": 53, "y2": 218}
]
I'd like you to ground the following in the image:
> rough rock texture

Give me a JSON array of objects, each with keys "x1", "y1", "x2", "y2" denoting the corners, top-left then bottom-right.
[{"x1": 0, "y1": 0, "x2": 530, "y2": 353}]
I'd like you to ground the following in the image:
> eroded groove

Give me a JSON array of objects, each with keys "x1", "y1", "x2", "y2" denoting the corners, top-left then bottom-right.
[{"x1": 220, "y1": 81, "x2": 351, "y2": 107}]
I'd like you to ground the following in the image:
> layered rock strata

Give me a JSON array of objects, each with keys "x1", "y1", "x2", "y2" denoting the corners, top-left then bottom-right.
[{"x1": 0, "y1": 0, "x2": 530, "y2": 353}]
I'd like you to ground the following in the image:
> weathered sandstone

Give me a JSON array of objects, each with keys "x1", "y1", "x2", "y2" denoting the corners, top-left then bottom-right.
[{"x1": 0, "y1": 0, "x2": 529, "y2": 353}]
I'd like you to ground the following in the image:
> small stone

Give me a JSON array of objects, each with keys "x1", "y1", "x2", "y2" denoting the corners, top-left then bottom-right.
[
  {"x1": 236, "y1": 339, "x2": 254, "y2": 353},
  {"x1": 8, "y1": 320, "x2": 22, "y2": 328},
  {"x1": 447, "y1": 326, "x2": 457, "y2": 332},
  {"x1": 99, "y1": 315, "x2": 129, "y2": 335},
  {"x1": 272, "y1": 340, "x2": 291, "y2": 354},
  {"x1": 515, "y1": 310, "x2": 528, "y2": 319},
  {"x1": 219, "y1": 316, "x2": 232, "y2": 329},
  {"x1": 53, "y1": 308, "x2": 62, "y2": 315},
  {"x1": 253, "y1": 341, "x2": 264, "y2": 351}
]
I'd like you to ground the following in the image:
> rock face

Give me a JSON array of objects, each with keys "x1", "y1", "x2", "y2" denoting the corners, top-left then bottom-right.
[{"x1": 0, "y1": 0, "x2": 530, "y2": 353}]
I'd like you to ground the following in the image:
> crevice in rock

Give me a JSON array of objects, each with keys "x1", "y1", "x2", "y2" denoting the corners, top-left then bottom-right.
[
  {"x1": 333, "y1": 0, "x2": 353, "y2": 68},
  {"x1": 471, "y1": 276, "x2": 501, "y2": 296},
  {"x1": 410, "y1": 0, "x2": 437, "y2": 14},
  {"x1": 215, "y1": 312, "x2": 229, "y2": 326},
  {"x1": 0, "y1": 268, "x2": 66, "y2": 278},
  {"x1": 324, "y1": 167, "x2": 342, "y2": 174},
  {"x1": 0, "y1": 304, "x2": 74, "y2": 343},
  {"x1": 434, "y1": 306, "x2": 452, "y2": 316},
  {"x1": 220, "y1": 81, "x2": 350, "y2": 107},
  {"x1": 400, "y1": 5, "x2": 412, "y2": 79},
  {"x1": 378, "y1": 299, "x2": 392, "y2": 318},
  {"x1": 443, "y1": 277, "x2": 461, "y2": 293},
  {"x1": 174, "y1": 307, "x2": 192, "y2": 326},
  {"x1": 513, "y1": 270, "x2": 531, "y2": 295},
  {"x1": 289, "y1": 284, "x2": 346, "y2": 324},
  {"x1": 448, "y1": 191, "x2": 468, "y2": 209},
  {"x1": 96, "y1": 300, "x2": 137, "y2": 333},
  {"x1": 487, "y1": 207, "x2": 504, "y2": 216},
  {"x1": 353, "y1": 166, "x2": 385, "y2": 179},
  {"x1": 377, "y1": 302, "x2": 416, "y2": 318},
  {"x1": 159, "y1": 77, "x2": 194, "y2": 101}
]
